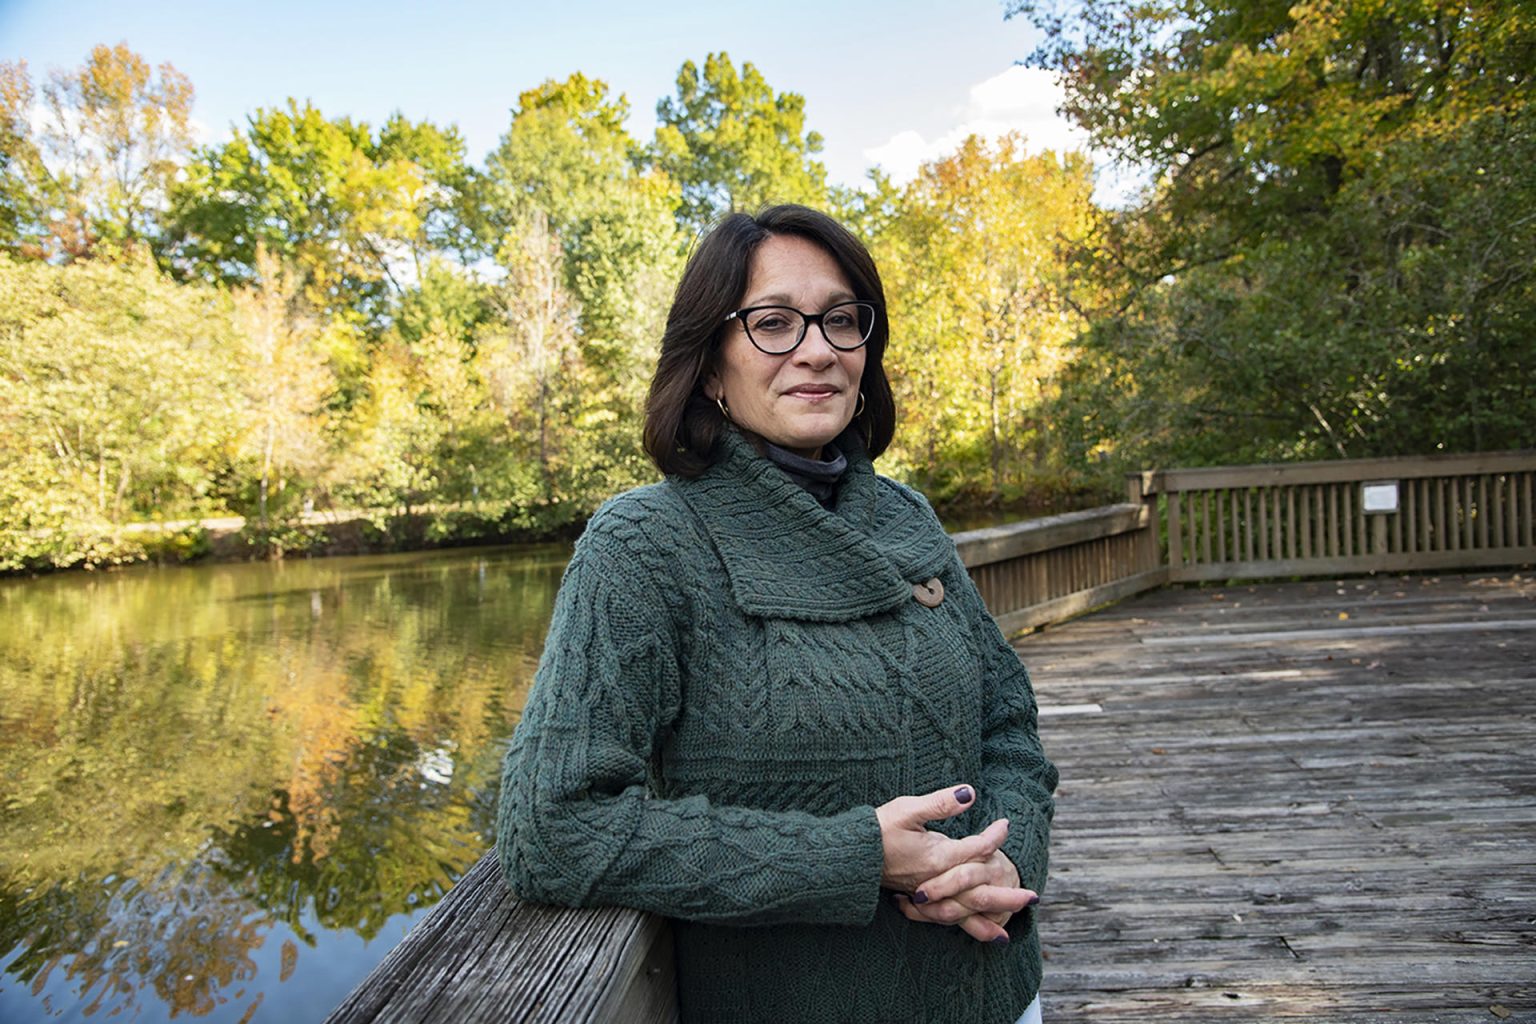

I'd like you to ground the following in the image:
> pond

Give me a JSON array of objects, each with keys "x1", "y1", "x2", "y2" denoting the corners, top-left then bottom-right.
[{"x1": 0, "y1": 544, "x2": 571, "y2": 1023}]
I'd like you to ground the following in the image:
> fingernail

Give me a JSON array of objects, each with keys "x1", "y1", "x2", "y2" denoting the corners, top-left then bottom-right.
[
  {"x1": 1026, "y1": 894, "x2": 1041, "y2": 907},
  {"x1": 990, "y1": 934, "x2": 1010, "y2": 945},
  {"x1": 954, "y1": 786, "x2": 973, "y2": 805},
  {"x1": 911, "y1": 890, "x2": 929, "y2": 905}
]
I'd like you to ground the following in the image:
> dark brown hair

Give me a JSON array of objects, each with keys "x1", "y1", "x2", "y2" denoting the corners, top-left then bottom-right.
[{"x1": 642, "y1": 204, "x2": 896, "y2": 477}]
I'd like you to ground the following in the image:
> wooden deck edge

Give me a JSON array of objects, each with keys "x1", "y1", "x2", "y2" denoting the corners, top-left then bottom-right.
[
  {"x1": 322, "y1": 852, "x2": 676, "y2": 1023},
  {"x1": 994, "y1": 568, "x2": 1169, "y2": 635},
  {"x1": 1168, "y1": 546, "x2": 1536, "y2": 582}
]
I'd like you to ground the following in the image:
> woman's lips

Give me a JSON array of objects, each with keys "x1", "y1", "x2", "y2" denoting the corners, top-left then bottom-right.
[{"x1": 783, "y1": 384, "x2": 840, "y2": 398}]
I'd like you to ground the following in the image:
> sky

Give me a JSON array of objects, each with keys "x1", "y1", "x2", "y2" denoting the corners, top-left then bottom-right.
[{"x1": 0, "y1": 0, "x2": 1104, "y2": 192}]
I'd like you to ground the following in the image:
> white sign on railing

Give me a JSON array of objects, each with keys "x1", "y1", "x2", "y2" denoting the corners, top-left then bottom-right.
[{"x1": 1362, "y1": 481, "x2": 1401, "y2": 514}]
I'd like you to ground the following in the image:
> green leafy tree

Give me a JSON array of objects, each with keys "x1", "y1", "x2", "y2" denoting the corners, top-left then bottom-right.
[
  {"x1": 485, "y1": 74, "x2": 682, "y2": 497},
  {"x1": 162, "y1": 101, "x2": 441, "y2": 325},
  {"x1": 0, "y1": 253, "x2": 239, "y2": 569},
  {"x1": 473, "y1": 211, "x2": 584, "y2": 517},
  {"x1": 654, "y1": 53, "x2": 829, "y2": 231},
  {"x1": 1009, "y1": 0, "x2": 1536, "y2": 465}
]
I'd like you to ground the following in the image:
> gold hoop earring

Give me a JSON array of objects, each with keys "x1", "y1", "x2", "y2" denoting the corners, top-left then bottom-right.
[
  {"x1": 715, "y1": 396, "x2": 732, "y2": 422},
  {"x1": 856, "y1": 391, "x2": 866, "y2": 417}
]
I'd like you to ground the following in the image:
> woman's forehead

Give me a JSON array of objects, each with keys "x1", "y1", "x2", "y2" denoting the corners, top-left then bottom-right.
[{"x1": 742, "y1": 234, "x2": 854, "y2": 305}]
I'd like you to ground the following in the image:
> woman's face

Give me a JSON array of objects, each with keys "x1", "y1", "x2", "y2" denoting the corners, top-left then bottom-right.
[{"x1": 705, "y1": 234, "x2": 868, "y2": 459}]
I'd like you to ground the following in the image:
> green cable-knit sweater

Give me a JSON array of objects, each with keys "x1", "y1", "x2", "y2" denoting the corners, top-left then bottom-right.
[{"x1": 496, "y1": 428, "x2": 1058, "y2": 1024}]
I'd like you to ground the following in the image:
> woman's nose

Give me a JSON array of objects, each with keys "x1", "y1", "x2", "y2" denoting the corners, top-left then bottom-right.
[{"x1": 792, "y1": 325, "x2": 839, "y2": 368}]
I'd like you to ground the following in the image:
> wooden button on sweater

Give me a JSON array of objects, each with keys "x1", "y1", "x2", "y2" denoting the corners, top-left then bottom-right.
[{"x1": 912, "y1": 577, "x2": 944, "y2": 607}]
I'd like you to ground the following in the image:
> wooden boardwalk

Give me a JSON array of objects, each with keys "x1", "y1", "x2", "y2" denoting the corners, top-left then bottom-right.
[{"x1": 1019, "y1": 572, "x2": 1536, "y2": 1022}]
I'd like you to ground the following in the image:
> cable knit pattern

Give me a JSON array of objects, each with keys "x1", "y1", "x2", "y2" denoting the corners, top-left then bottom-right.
[{"x1": 496, "y1": 428, "x2": 1058, "y2": 1024}]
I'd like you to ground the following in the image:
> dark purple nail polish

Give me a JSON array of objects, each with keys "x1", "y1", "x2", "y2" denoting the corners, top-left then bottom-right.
[
  {"x1": 954, "y1": 786, "x2": 974, "y2": 805},
  {"x1": 990, "y1": 934, "x2": 1010, "y2": 945},
  {"x1": 911, "y1": 890, "x2": 929, "y2": 905},
  {"x1": 1026, "y1": 894, "x2": 1041, "y2": 907}
]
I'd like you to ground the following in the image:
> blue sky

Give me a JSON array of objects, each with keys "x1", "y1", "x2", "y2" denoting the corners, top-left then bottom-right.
[{"x1": 0, "y1": 0, "x2": 1091, "y2": 188}]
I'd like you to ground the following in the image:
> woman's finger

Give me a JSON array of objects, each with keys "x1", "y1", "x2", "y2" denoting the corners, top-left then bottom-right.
[
  {"x1": 893, "y1": 893, "x2": 1010, "y2": 944},
  {"x1": 956, "y1": 911, "x2": 1009, "y2": 943},
  {"x1": 934, "y1": 817, "x2": 1009, "y2": 870},
  {"x1": 912, "y1": 858, "x2": 1003, "y2": 905},
  {"x1": 947, "y1": 883, "x2": 1038, "y2": 916},
  {"x1": 878, "y1": 784, "x2": 977, "y2": 831}
]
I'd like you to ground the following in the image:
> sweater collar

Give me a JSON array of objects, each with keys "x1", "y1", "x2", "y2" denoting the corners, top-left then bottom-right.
[{"x1": 668, "y1": 428, "x2": 956, "y2": 622}]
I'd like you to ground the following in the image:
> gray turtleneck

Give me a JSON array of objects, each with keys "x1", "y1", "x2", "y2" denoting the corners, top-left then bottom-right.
[{"x1": 764, "y1": 441, "x2": 848, "y2": 507}]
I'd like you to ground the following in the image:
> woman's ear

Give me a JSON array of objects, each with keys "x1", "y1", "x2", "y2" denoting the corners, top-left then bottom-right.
[{"x1": 703, "y1": 371, "x2": 721, "y2": 402}]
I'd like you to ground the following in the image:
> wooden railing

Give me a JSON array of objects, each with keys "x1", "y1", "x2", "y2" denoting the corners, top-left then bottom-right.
[
  {"x1": 326, "y1": 448, "x2": 1535, "y2": 1023},
  {"x1": 954, "y1": 449, "x2": 1536, "y2": 627},
  {"x1": 1147, "y1": 450, "x2": 1536, "y2": 582},
  {"x1": 953, "y1": 497, "x2": 1163, "y2": 635},
  {"x1": 323, "y1": 856, "x2": 675, "y2": 1024}
]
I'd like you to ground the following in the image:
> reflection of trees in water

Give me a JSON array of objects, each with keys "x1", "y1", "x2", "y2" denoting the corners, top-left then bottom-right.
[
  {"x1": 2, "y1": 860, "x2": 269, "y2": 1019},
  {"x1": 0, "y1": 546, "x2": 563, "y2": 1018}
]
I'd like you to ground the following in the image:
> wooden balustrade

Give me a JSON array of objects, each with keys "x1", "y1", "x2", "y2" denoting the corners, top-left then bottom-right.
[
  {"x1": 1141, "y1": 450, "x2": 1536, "y2": 582},
  {"x1": 952, "y1": 497, "x2": 1165, "y2": 634}
]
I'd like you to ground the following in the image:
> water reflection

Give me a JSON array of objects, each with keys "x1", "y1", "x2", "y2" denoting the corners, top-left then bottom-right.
[{"x1": 0, "y1": 545, "x2": 569, "y2": 1022}]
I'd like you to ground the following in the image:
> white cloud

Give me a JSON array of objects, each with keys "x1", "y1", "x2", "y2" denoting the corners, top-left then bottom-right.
[
  {"x1": 863, "y1": 65, "x2": 1089, "y2": 185},
  {"x1": 861, "y1": 65, "x2": 1147, "y2": 206}
]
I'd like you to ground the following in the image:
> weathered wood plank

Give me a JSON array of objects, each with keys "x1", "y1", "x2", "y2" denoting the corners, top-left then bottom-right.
[
  {"x1": 1019, "y1": 572, "x2": 1536, "y2": 1024},
  {"x1": 323, "y1": 854, "x2": 676, "y2": 1024}
]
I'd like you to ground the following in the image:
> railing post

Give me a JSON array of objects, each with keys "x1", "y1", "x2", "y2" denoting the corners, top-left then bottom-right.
[{"x1": 1125, "y1": 471, "x2": 1160, "y2": 576}]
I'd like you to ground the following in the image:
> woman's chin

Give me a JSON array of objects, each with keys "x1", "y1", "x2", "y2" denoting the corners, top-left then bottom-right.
[{"x1": 765, "y1": 419, "x2": 851, "y2": 454}]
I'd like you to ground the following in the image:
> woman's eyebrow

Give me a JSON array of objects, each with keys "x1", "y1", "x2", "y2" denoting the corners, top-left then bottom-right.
[{"x1": 743, "y1": 289, "x2": 857, "y2": 307}]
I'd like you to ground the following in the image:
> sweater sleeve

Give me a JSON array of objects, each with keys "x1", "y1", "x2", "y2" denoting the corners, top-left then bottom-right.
[
  {"x1": 495, "y1": 510, "x2": 885, "y2": 927},
  {"x1": 953, "y1": 559, "x2": 1059, "y2": 900}
]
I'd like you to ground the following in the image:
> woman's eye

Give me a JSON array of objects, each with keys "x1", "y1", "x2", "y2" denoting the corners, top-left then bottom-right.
[
  {"x1": 752, "y1": 315, "x2": 793, "y2": 333},
  {"x1": 825, "y1": 311, "x2": 855, "y2": 329}
]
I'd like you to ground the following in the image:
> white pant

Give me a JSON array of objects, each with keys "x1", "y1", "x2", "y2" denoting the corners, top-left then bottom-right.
[{"x1": 1014, "y1": 995, "x2": 1043, "y2": 1024}]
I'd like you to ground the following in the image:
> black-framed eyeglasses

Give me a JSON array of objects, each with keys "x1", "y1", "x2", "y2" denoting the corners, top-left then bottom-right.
[{"x1": 723, "y1": 301, "x2": 879, "y2": 355}]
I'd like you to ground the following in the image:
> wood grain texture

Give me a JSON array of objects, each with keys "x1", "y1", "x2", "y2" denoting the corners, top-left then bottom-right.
[
  {"x1": 322, "y1": 854, "x2": 676, "y2": 1024},
  {"x1": 1018, "y1": 572, "x2": 1536, "y2": 1023}
]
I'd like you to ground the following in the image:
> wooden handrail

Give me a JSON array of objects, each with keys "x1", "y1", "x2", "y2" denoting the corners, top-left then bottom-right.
[
  {"x1": 1135, "y1": 449, "x2": 1536, "y2": 493},
  {"x1": 953, "y1": 503, "x2": 1148, "y2": 567},
  {"x1": 322, "y1": 854, "x2": 676, "y2": 1024}
]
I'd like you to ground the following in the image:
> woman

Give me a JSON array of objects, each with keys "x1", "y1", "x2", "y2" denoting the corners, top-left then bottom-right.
[{"x1": 496, "y1": 205, "x2": 1057, "y2": 1024}]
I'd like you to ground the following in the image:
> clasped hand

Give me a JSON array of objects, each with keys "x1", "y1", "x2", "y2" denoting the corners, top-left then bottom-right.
[{"x1": 875, "y1": 785, "x2": 1037, "y2": 944}]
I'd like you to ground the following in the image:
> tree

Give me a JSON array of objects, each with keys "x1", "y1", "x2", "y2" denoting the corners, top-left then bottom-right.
[
  {"x1": 0, "y1": 253, "x2": 240, "y2": 569},
  {"x1": 0, "y1": 43, "x2": 195, "y2": 260},
  {"x1": 485, "y1": 74, "x2": 682, "y2": 497},
  {"x1": 474, "y1": 211, "x2": 583, "y2": 513},
  {"x1": 876, "y1": 135, "x2": 1096, "y2": 505},
  {"x1": 230, "y1": 247, "x2": 334, "y2": 527},
  {"x1": 1008, "y1": 0, "x2": 1536, "y2": 464},
  {"x1": 162, "y1": 101, "x2": 446, "y2": 325},
  {"x1": 654, "y1": 53, "x2": 829, "y2": 231}
]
